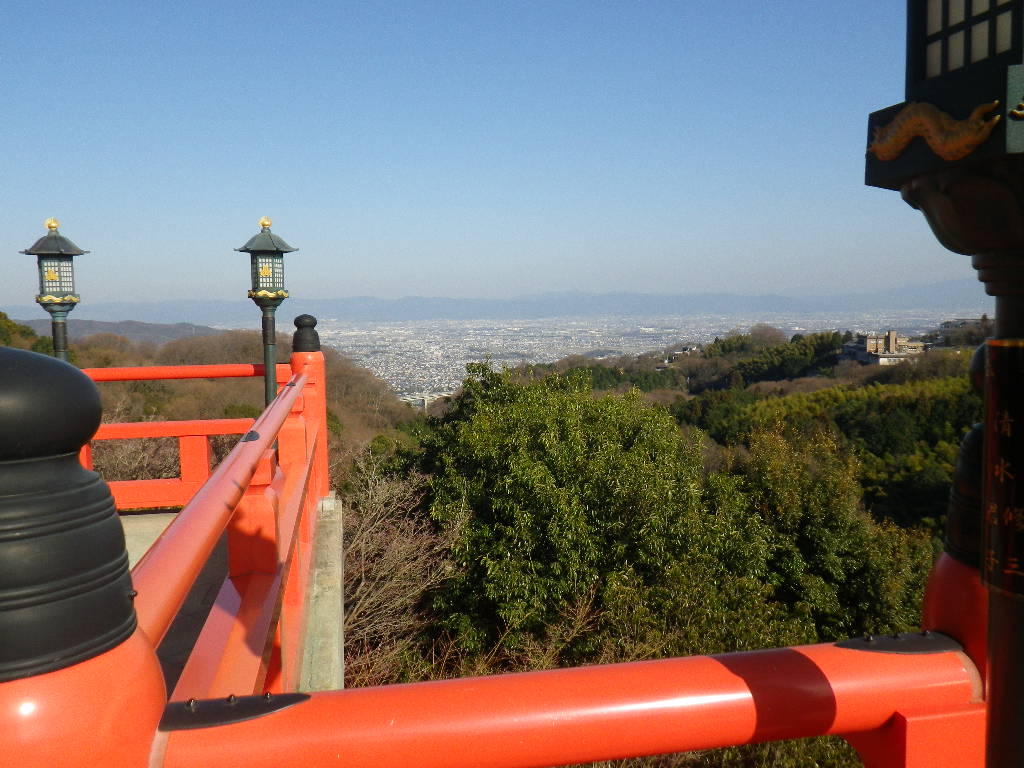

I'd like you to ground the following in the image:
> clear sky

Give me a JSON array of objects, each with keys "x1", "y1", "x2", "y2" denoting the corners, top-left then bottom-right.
[{"x1": 0, "y1": 1, "x2": 979, "y2": 305}]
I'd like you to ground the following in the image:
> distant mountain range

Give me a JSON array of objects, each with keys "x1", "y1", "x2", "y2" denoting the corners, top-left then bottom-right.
[
  {"x1": 14, "y1": 319, "x2": 221, "y2": 346},
  {"x1": 2, "y1": 279, "x2": 992, "y2": 327}
]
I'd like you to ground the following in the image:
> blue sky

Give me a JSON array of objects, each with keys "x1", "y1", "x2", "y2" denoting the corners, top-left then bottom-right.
[{"x1": 0, "y1": 1, "x2": 980, "y2": 305}]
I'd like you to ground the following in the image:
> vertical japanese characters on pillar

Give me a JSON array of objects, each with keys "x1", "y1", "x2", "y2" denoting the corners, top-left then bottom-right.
[{"x1": 984, "y1": 339, "x2": 1024, "y2": 595}]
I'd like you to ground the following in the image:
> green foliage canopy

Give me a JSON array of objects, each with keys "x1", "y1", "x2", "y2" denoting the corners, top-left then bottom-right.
[
  {"x1": 419, "y1": 364, "x2": 933, "y2": 667},
  {"x1": 675, "y1": 372, "x2": 981, "y2": 530}
]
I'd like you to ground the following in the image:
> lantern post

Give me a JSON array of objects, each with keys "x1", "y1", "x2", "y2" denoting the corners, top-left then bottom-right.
[
  {"x1": 236, "y1": 217, "x2": 297, "y2": 406},
  {"x1": 866, "y1": 1, "x2": 1024, "y2": 764},
  {"x1": 20, "y1": 218, "x2": 87, "y2": 361}
]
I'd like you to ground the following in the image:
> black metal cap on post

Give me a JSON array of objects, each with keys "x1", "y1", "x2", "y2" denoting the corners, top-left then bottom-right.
[
  {"x1": 292, "y1": 314, "x2": 321, "y2": 353},
  {"x1": 236, "y1": 217, "x2": 298, "y2": 406},
  {"x1": 20, "y1": 218, "x2": 88, "y2": 361},
  {"x1": 0, "y1": 347, "x2": 136, "y2": 682}
]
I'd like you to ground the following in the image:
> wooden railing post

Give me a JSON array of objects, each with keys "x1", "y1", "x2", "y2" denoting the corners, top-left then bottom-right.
[
  {"x1": 228, "y1": 451, "x2": 277, "y2": 580},
  {"x1": 179, "y1": 434, "x2": 213, "y2": 485},
  {"x1": 290, "y1": 314, "x2": 330, "y2": 498}
]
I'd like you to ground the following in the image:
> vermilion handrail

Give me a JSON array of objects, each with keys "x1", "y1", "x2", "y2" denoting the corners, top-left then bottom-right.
[
  {"x1": 169, "y1": 434, "x2": 322, "y2": 699},
  {"x1": 131, "y1": 372, "x2": 308, "y2": 646},
  {"x1": 84, "y1": 363, "x2": 290, "y2": 381},
  {"x1": 93, "y1": 419, "x2": 254, "y2": 439},
  {"x1": 84, "y1": 418, "x2": 255, "y2": 509},
  {"x1": 164, "y1": 641, "x2": 983, "y2": 768},
  {"x1": 82, "y1": 363, "x2": 296, "y2": 510}
]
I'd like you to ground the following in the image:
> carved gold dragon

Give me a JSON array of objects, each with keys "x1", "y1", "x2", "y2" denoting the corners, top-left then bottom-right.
[{"x1": 868, "y1": 100, "x2": 1001, "y2": 162}]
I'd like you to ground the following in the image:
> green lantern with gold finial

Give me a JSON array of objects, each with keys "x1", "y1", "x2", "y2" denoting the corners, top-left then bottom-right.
[
  {"x1": 20, "y1": 218, "x2": 88, "y2": 361},
  {"x1": 236, "y1": 217, "x2": 298, "y2": 405}
]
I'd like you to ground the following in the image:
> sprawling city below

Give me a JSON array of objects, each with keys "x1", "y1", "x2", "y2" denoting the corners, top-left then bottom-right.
[{"x1": 313, "y1": 308, "x2": 984, "y2": 403}]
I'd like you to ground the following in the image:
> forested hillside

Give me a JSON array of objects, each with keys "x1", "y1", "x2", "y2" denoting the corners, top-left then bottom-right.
[
  {"x1": 341, "y1": 325, "x2": 977, "y2": 767},
  {"x1": 342, "y1": 358, "x2": 944, "y2": 767},
  {"x1": 671, "y1": 347, "x2": 979, "y2": 534},
  {"x1": 526, "y1": 326, "x2": 979, "y2": 535},
  {"x1": 0, "y1": 312, "x2": 54, "y2": 354}
]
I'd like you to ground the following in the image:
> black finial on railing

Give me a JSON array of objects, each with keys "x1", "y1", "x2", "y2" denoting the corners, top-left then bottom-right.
[
  {"x1": 292, "y1": 314, "x2": 320, "y2": 353},
  {"x1": 944, "y1": 344, "x2": 987, "y2": 568},
  {"x1": 0, "y1": 348, "x2": 136, "y2": 682}
]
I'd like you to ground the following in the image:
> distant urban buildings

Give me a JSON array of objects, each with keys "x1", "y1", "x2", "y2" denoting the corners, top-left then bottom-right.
[
  {"x1": 936, "y1": 316, "x2": 992, "y2": 345},
  {"x1": 397, "y1": 392, "x2": 452, "y2": 411},
  {"x1": 843, "y1": 330, "x2": 925, "y2": 365},
  {"x1": 940, "y1": 318, "x2": 984, "y2": 329},
  {"x1": 313, "y1": 312, "x2": 968, "y2": 397}
]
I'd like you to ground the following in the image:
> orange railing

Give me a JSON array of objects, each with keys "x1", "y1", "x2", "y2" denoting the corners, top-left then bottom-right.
[
  {"x1": 83, "y1": 350, "x2": 330, "y2": 697},
  {"x1": 162, "y1": 632, "x2": 984, "y2": 768},
  {"x1": 147, "y1": 550, "x2": 986, "y2": 768},
  {"x1": 81, "y1": 363, "x2": 288, "y2": 509}
]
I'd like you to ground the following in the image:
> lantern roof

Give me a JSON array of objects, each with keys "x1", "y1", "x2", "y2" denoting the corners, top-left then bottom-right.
[
  {"x1": 20, "y1": 218, "x2": 88, "y2": 257},
  {"x1": 236, "y1": 217, "x2": 298, "y2": 255}
]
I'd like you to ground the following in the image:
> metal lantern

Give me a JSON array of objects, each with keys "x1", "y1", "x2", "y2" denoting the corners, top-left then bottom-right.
[
  {"x1": 20, "y1": 218, "x2": 88, "y2": 361},
  {"x1": 236, "y1": 217, "x2": 298, "y2": 405}
]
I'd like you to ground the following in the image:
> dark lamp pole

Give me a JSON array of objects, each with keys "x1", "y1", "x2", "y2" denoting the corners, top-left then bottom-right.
[
  {"x1": 20, "y1": 218, "x2": 87, "y2": 361},
  {"x1": 867, "y1": 2, "x2": 1024, "y2": 765},
  {"x1": 236, "y1": 217, "x2": 297, "y2": 406}
]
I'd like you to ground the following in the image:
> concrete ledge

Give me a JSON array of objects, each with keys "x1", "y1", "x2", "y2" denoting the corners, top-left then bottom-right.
[
  {"x1": 300, "y1": 492, "x2": 344, "y2": 691},
  {"x1": 120, "y1": 497, "x2": 345, "y2": 692}
]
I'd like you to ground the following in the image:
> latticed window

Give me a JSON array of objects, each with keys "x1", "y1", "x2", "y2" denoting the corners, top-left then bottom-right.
[
  {"x1": 919, "y1": 0, "x2": 1017, "y2": 78},
  {"x1": 251, "y1": 254, "x2": 284, "y2": 290},
  {"x1": 38, "y1": 258, "x2": 75, "y2": 295}
]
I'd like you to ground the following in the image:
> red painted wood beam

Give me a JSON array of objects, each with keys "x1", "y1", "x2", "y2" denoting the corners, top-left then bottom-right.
[
  {"x1": 109, "y1": 478, "x2": 203, "y2": 509},
  {"x1": 93, "y1": 418, "x2": 254, "y2": 440},
  {"x1": 162, "y1": 641, "x2": 982, "y2": 768},
  {"x1": 83, "y1": 363, "x2": 291, "y2": 382}
]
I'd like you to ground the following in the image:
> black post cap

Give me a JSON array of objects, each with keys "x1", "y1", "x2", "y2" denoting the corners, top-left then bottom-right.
[
  {"x1": 292, "y1": 314, "x2": 321, "y2": 353},
  {"x1": 0, "y1": 347, "x2": 102, "y2": 459},
  {"x1": 0, "y1": 348, "x2": 136, "y2": 682}
]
